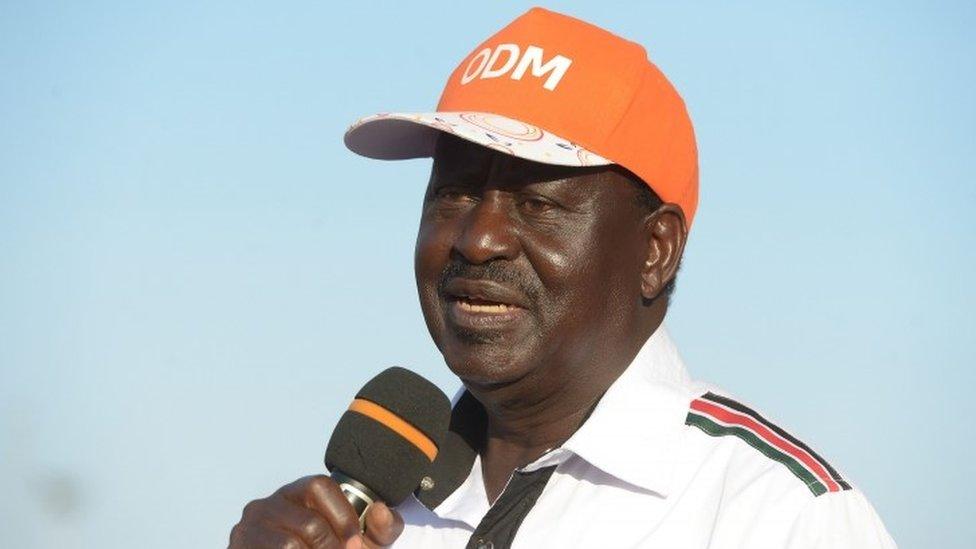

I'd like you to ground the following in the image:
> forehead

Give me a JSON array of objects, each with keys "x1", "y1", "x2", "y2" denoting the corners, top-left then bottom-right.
[{"x1": 431, "y1": 133, "x2": 631, "y2": 193}]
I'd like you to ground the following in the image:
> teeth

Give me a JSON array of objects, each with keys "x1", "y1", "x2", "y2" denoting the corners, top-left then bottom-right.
[{"x1": 458, "y1": 300, "x2": 513, "y2": 313}]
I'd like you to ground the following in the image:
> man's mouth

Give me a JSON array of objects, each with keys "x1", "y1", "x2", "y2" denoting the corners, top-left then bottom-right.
[
  {"x1": 453, "y1": 296, "x2": 520, "y2": 314},
  {"x1": 440, "y1": 278, "x2": 530, "y2": 330}
]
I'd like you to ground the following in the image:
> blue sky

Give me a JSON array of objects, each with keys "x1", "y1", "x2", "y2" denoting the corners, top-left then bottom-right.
[{"x1": 1, "y1": 1, "x2": 973, "y2": 547}]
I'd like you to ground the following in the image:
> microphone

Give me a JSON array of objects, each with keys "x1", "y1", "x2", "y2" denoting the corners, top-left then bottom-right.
[{"x1": 325, "y1": 367, "x2": 451, "y2": 527}]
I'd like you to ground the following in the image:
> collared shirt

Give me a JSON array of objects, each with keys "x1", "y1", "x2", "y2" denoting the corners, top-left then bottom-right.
[{"x1": 394, "y1": 326, "x2": 897, "y2": 548}]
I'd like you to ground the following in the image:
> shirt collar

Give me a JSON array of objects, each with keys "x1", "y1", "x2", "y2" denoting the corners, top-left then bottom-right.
[
  {"x1": 556, "y1": 324, "x2": 692, "y2": 497},
  {"x1": 414, "y1": 324, "x2": 693, "y2": 511}
]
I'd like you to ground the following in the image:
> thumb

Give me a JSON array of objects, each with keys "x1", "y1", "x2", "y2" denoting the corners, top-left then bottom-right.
[{"x1": 362, "y1": 502, "x2": 404, "y2": 548}]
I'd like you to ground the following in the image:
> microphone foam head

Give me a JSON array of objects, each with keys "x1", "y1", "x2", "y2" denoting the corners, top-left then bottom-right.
[{"x1": 325, "y1": 367, "x2": 451, "y2": 505}]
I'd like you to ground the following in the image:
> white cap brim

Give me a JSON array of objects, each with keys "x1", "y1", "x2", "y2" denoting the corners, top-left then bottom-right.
[{"x1": 344, "y1": 111, "x2": 612, "y2": 167}]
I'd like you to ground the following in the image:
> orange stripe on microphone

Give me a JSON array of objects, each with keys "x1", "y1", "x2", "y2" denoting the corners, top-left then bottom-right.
[{"x1": 348, "y1": 398, "x2": 438, "y2": 462}]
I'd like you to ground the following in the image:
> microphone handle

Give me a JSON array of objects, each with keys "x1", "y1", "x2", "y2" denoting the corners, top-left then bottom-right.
[{"x1": 331, "y1": 470, "x2": 380, "y2": 531}]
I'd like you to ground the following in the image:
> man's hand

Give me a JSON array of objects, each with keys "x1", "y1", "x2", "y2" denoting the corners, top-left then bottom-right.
[{"x1": 229, "y1": 475, "x2": 404, "y2": 549}]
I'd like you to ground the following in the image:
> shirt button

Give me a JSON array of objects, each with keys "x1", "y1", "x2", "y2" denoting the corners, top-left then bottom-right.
[{"x1": 476, "y1": 539, "x2": 494, "y2": 549}]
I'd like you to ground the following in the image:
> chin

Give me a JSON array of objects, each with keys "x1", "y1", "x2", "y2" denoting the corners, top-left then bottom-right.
[{"x1": 439, "y1": 337, "x2": 533, "y2": 388}]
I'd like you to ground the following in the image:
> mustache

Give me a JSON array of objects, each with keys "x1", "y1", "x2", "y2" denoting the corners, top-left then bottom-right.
[{"x1": 436, "y1": 260, "x2": 541, "y2": 304}]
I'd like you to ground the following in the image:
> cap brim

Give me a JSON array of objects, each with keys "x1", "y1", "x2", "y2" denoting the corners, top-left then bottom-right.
[{"x1": 344, "y1": 111, "x2": 612, "y2": 167}]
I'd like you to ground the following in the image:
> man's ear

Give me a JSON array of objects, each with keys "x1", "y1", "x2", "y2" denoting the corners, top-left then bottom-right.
[{"x1": 640, "y1": 204, "x2": 687, "y2": 300}]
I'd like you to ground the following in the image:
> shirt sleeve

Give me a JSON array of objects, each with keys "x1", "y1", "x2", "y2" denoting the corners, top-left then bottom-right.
[{"x1": 785, "y1": 489, "x2": 897, "y2": 549}]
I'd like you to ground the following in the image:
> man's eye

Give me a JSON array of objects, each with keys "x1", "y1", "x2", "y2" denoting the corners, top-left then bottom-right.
[
  {"x1": 431, "y1": 187, "x2": 479, "y2": 206},
  {"x1": 519, "y1": 196, "x2": 556, "y2": 214}
]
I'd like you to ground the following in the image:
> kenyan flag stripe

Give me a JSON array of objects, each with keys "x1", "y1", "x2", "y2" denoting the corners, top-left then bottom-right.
[
  {"x1": 686, "y1": 411, "x2": 828, "y2": 496},
  {"x1": 690, "y1": 398, "x2": 840, "y2": 491},
  {"x1": 686, "y1": 411, "x2": 829, "y2": 496},
  {"x1": 700, "y1": 392, "x2": 851, "y2": 491},
  {"x1": 691, "y1": 399, "x2": 840, "y2": 492},
  {"x1": 685, "y1": 412, "x2": 827, "y2": 496},
  {"x1": 688, "y1": 398, "x2": 842, "y2": 494}
]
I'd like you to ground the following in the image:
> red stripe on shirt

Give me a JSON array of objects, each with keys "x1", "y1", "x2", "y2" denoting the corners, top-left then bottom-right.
[{"x1": 690, "y1": 399, "x2": 840, "y2": 492}]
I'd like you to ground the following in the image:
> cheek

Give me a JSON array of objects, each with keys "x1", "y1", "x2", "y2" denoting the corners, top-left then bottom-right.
[
  {"x1": 530, "y1": 216, "x2": 607, "y2": 283},
  {"x1": 414, "y1": 223, "x2": 453, "y2": 324},
  {"x1": 524, "y1": 233, "x2": 596, "y2": 320},
  {"x1": 415, "y1": 222, "x2": 454, "y2": 282},
  {"x1": 528, "y1": 224, "x2": 639, "y2": 328}
]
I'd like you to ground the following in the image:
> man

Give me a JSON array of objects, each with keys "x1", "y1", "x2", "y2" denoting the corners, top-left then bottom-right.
[{"x1": 230, "y1": 8, "x2": 896, "y2": 548}]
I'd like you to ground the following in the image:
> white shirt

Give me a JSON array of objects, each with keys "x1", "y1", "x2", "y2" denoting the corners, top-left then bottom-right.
[{"x1": 394, "y1": 326, "x2": 897, "y2": 548}]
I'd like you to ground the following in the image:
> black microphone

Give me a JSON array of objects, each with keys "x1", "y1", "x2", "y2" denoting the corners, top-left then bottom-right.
[{"x1": 325, "y1": 367, "x2": 451, "y2": 527}]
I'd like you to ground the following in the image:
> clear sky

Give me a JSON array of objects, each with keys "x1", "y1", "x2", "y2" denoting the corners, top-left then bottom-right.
[{"x1": 1, "y1": 1, "x2": 973, "y2": 547}]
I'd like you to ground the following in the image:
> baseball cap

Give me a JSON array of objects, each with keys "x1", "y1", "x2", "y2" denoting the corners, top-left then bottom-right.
[{"x1": 344, "y1": 7, "x2": 699, "y2": 227}]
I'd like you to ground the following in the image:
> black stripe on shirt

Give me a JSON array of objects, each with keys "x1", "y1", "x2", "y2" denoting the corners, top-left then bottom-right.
[{"x1": 699, "y1": 392, "x2": 851, "y2": 490}]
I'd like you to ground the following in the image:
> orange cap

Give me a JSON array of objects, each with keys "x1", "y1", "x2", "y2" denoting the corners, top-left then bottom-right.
[{"x1": 344, "y1": 7, "x2": 699, "y2": 227}]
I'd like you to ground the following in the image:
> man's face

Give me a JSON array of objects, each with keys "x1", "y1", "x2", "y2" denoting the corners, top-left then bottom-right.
[{"x1": 414, "y1": 135, "x2": 651, "y2": 388}]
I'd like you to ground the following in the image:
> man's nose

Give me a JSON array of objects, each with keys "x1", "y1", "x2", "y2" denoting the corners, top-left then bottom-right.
[{"x1": 452, "y1": 192, "x2": 519, "y2": 264}]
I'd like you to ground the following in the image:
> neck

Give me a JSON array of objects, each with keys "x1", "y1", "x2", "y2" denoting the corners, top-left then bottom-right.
[{"x1": 469, "y1": 302, "x2": 667, "y2": 502}]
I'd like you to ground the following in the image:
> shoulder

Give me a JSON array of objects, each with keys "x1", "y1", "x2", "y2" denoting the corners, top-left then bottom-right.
[
  {"x1": 682, "y1": 390, "x2": 849, "y2": 497},
  {"x1": 786, "y1": 489, "x2": 899, "y2": 548},
  {"x1": 675, "y1": 390, "x2": 897, "y2": 547}
]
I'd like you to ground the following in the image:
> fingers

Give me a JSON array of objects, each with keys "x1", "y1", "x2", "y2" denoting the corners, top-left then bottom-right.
[
  {"x1": 230, "y1": 475, "x2": 366, "y2": 549},
  {"x1": 362, "y1": 502, "x2": 404, "y2": 548},
  {"x1": 229, "y1": 504, "x2": 313, "y2": 549},
  {"x1": 290, "y1": 476, "x2": 362, "y2": 542},
  {"x1": 262, "y1": 495, "x2": 340, "y2": 547},
  {"x1": 251, "y1": 527, "x2": 313, "y2": 549}
]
